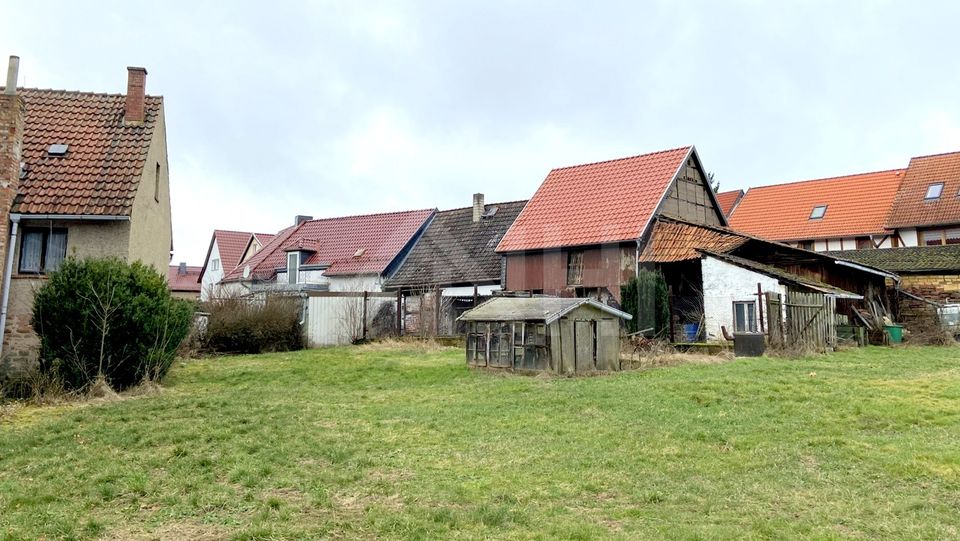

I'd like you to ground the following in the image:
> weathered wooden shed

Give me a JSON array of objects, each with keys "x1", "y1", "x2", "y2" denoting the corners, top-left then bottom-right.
[{"x1": 458, "y1": 297, "x2": 632, "y2": 374}]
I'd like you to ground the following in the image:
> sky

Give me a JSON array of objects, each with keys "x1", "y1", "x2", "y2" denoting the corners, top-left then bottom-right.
[{"x1": 2, "y1": 1, "x2": 959, "y2": 265}]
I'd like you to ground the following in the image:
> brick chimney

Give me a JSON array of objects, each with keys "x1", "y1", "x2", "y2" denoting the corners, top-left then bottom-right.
[
  {"x1": 124, "y1": 66, "x2": 147, "y2": 124},
  {"x1": 472, "y1": 193, "x2": 484, "y2": 223}
]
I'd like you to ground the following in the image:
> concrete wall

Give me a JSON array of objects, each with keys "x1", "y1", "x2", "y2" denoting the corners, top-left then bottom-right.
[
  {"x1": 127, "y1": 103, "x2": 172, "y2": 273},
  {"x1": 701, "y1": 255, "x2": 785, "y2": 340}
]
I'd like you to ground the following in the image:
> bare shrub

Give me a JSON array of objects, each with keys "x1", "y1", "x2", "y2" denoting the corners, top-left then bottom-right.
[{"x1": 201, "y1": 293, "x2": 304, "y2": 354}]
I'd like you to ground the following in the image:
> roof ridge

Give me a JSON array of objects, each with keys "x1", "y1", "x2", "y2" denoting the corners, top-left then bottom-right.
[
  {"x1": 302, "y1": 207, "x2": 435, "y2": 224},
  {"x1": 908, "y1": 149, "x2": 960, "y2": 162},
  {"x1": 7, "y1": 87, "x2": 163, "y2": 99},
  {"x1": 549, "y1": 145, "x2": 692, "y2": 173},
  {"x1": 746, "y1": 167, "x2": 906, "y2": 192},
  {"x1": 438, "y1": 199, "x2": 528, "y2": 212}
]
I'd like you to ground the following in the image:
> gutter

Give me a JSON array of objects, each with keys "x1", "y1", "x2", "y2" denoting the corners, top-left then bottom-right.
[
  {"x1": 0, "y1": 214, "x2": 20, "y2": 357},
  {"x1": 834, "y1": 259, "x2": 900, "y2": 283},
  {"x1": 12, "y1": 213, "x2": 130, "y2": 222}
]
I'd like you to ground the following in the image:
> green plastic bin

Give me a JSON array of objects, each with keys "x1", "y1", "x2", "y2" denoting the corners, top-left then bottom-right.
[{"x1": 884, "y1": 324, "x2": 903, "y2": 344}]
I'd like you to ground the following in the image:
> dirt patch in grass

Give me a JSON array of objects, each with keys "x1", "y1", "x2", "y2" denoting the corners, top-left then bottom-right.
[
  {"x1": 356, "y1": 337, "x2": 455, "y2": 353},
  {"x1": 102, "y1": 519, "x2": 232, "y2": 540},
  {"x1": 621, "y1": 351, "x2": 735, "y2": 370}
]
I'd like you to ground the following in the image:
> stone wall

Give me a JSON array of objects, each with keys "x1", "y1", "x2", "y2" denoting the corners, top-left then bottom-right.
[{"x1": 899, "y1": 274, "x2": 960, "y2": 303}]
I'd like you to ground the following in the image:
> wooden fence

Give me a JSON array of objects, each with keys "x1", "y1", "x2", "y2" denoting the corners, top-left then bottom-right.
[{"x1": 766, "y1": 290, "x2": 837, "y2": 351}]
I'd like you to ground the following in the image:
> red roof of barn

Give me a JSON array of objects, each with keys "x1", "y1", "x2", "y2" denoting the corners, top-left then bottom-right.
[
  {"x1": 715, "y1": 189, "x2": 744, "y2": 217},
  {"x1": 167, "y1": 265, "x2": 202, "y2": 293},
  {"x1": 497, "y1": 146, "x2": 693, "y2": 252},
  {"x1": 639, "y1": 218, "x2": 748, "y2": 262},
  {"x1": 6, "y1": 88, "x2": 163, "y2": 215},
  {"x1": 886, "y1": 151, "x2": 960, "y2": 228},
  {"x1": 223, "y1": 209, "x2": 435, "y2": 282},
  {"x1": 728, "y1": 169, "x2": 905, "y2": 241}
]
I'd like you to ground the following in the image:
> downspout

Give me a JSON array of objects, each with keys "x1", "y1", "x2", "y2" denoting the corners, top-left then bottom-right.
[{"x1": 0, "y1": 213, "x2": 21, "y2": 357}]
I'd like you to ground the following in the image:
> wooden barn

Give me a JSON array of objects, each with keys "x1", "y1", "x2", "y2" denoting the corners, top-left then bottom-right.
[{"x1": 458, "y1": 296, "x2": 632, "y2": 374}]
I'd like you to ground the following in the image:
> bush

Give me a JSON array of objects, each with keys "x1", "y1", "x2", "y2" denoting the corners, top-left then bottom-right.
[
  {"x1": 31, "y1": 257, "x2": 194, "y2": 391},
  {"x1": 201, "y1": 294, "x2": 303, "y2": 354},
  {"x1": 621, "y1": 270, "x2": 670, "y2": 336}
]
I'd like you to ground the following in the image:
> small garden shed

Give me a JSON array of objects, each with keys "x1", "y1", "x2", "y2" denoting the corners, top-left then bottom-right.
[{"x1": 458, "y1": 296, "x2": 632, "y2": 374}]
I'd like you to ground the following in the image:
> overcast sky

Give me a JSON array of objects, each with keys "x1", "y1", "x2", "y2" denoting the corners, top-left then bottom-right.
[{"x1": 3, "y1": 1, "x2": 959, "y2": 265}]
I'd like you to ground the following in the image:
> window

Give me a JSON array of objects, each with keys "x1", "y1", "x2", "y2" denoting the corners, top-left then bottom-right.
[
  {"x1": 154, "y1": 163, "x2": 161, "y2": 203},
  {"x1": 733, "y1": 301, "x2": 757, "y2": 333},
  {"x1": 566, "y1": 250, "x2": 583, "y2": 285},
  {"x1": 211, "y1": 258, "x2": 220, "y2": 271},
  {"x1": 287, "y1": 252, "x2": 300, "y2": 284},
  {"x1": 19, "y1": 228, "x2": 67, "y2": 274},
  {"x1": 809, "y1": 205, "x2": 827, "y2": 219},
  {"x1": 798, "y1": 240, "x2": 815, "y2": 251},
  {"x1": 921, "y1": 227, "x2": 960, "y2": 246},
  {"x1": 856, "y1": 236, "x2": 873, "y2": 250},
  {"x1": 925, "y1": 183, "x2": 944, "y2": 200}
]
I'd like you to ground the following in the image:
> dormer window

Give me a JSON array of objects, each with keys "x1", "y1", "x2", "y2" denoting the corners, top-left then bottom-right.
[
  {"x1": 925, "y1": 183, "x2": 944, "y2": 200},
  {"x1": 809, "y1": 205, "x2": 827, "y2": 220},
  {"x1": 353, "y1": 248, "x2": 366, "y2": 258}
]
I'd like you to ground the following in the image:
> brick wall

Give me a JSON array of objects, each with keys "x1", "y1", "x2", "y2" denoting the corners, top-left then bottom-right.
[
  {"x1": 899, "y1": 274, "x2": 960, "y2": 303},
  {"x1": 0, "y1": 93, "x2": 24, "y2": 381}
]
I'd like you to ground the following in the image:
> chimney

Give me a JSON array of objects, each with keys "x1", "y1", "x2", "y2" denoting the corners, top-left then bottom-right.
[
  {"x1": 178, "y1": 262, "x2": 187, "y2": 275},
  {"x1": 4, "y1": 56, "x2": 18, "y2": 95},
  {"x1": 472, "y1": 193, "x2": 485, "y2": 223},
  {"x1": 124, "y1": 66, "x2": 147, "y2": 124},
  {"x1": 295, "y1": 215, "x2": 313, "y2": 226}
]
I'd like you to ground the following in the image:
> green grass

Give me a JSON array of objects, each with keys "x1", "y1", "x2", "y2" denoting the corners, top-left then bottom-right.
[{"x1": 2, "y1": 344, "x2": 960, "y2": 540}]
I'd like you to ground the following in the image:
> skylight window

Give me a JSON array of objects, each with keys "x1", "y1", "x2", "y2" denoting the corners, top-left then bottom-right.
[
  {"x1": 809, "y1": 205, "x2": 827, "y2": 220},
  {"x1": 925, "y1": 183, "x2": 944, "y2": 200},
  {"x1": 353, "y1": 248, "x2": 366, "y2": 258},
  {"x1": 47, "y1": 144, "x2": 69, "y2": 156}
]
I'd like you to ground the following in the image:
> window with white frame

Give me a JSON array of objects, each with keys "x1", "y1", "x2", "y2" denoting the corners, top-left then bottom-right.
[
  {"x1": 287, "y1": 252, "x2": 300, "y2": 284},
  {"x1": 19, "y1": 228, "x2": 67, "y2": 274},
  {"x1": 211, "y1": 258, "x2": 220, "y2": 271},
  {"x1": 733, "y1": 301, "x2": 757, "y2": 333},
  {"x1": 925, "y1": 183, "x2": 944, "y2": 200}
]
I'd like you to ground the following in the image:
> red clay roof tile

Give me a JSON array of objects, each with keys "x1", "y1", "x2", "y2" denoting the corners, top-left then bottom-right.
[
  {"x1": 167, "y1": 265, "x2": 202, "y2": 292},
  {"x1": 7, "y1": 88, "x2": 162, "y2": 215},
  {"x1": 728, "y1": 169, "x2": 905, "y2": 241},
  {"x1": 886, "y1": 151, "x2": 960, "y2": 228},
  {"x1": 715, "y1": 189, "x2": 744, "y2": 218},
  {"x1": 497, "y1": 146, "x2": 692, "y2": 252}
]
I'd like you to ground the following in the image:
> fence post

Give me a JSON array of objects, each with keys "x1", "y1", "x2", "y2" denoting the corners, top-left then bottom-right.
[
  {"x1": 396, "y1": 290, "x2": 402, "y2": 336},
  {"x1": 756, "y1": 283, "x2": 765, "y2": 334},
  {"x1": 362, "y1": 291, "x2": 368, "y2": 340}
]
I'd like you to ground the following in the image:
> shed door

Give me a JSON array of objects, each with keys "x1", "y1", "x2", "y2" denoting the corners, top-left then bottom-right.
[{"x1": 574, "y1": 320, "x2": 597, "y2": 372}]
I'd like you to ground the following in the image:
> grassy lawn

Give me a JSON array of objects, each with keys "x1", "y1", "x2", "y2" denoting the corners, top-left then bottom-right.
[{"x1": 2, "y1": 344, "x2": 960, "y2": 540}]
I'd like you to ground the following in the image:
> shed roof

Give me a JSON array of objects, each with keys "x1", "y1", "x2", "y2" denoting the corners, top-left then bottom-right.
[
  {"x1": 496, "y1": 146, "x2": 693, "y2": 252},
  {"x1": 6, "y1": 88, "x2": 163, "y2": 216},
  {"x1": 700, "y1": 251, "x2": 862, "y2": 299},
  {"x1": 640, "y1": 218, "x2": 748, "y2": 262},
  {"x1": 886, "y1": 151, "x2": 960, "y2": 228},
  {"x1": 167, "y1": 265, "x2": 202, "y2": 293},
  {"x1": 459, "y1": 296, "x2": 632, "y2": 324},
  {"x1": 825, "y1": 245, "x2": 960, "y2": 274},
  {"x1": 728, "y1": 169, "x2": 905, "y2": 241},
  {"x1": 388, "y1": 200, "x2": 526, "y2": 289}
]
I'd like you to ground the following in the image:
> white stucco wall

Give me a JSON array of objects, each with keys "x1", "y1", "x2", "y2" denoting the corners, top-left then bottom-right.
[
  {"x1": 200, "y1": 241, "x2": 223, "y2": 301},
  {"x1": 274, "y1": 269, "x2": 382, "y2": 292},
  {"x1": 899, "y1": 228, "x2": 918, "y2": 247},
  {"x1": 701, "y1": 256, "x2": 786, "y2": 341}
]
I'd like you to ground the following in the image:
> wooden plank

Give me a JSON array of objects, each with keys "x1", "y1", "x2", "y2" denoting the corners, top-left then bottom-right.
[
  {"x1": 560, "y1": 319, "x2": 576, "y2": 374},
  {"x1": 598, "y1": 319, "x2": 619, "y2": 371},
  {"x1": 548, "y1": 322, "x2": 562, "y2": 373},
  {"x1": 574, "y1": 320, "x2": 595, "y2": 373}
]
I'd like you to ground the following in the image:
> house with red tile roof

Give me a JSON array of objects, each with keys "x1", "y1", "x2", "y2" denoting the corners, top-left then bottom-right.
[
  {"x1": 714, "y1": 189, "x2": 744, "y2": 218},
  {"x1": 496, "y1": 146, "x2": 726, "y2": 303},
  {"x1": 495, "y1": 145, "x2": 897, "y2": 343},
  {"x1": 198, "y1": 229, "x2": 275, "y2": 300},
  {"x1": 0, "y1": 58, "x2": 173, "y2": 372},
  {"x1": 220, "y1": 209, "x2": 434, "y2": 294},
  {"x1": 728, "y1": 169, "x2": 906, "y2": 251},
  {"x1": 168, "y1": 263, "x2": 202, "y2": 301},
  {"x1": 886, "y1": 151, "x2": 960, "y2": 247}
]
